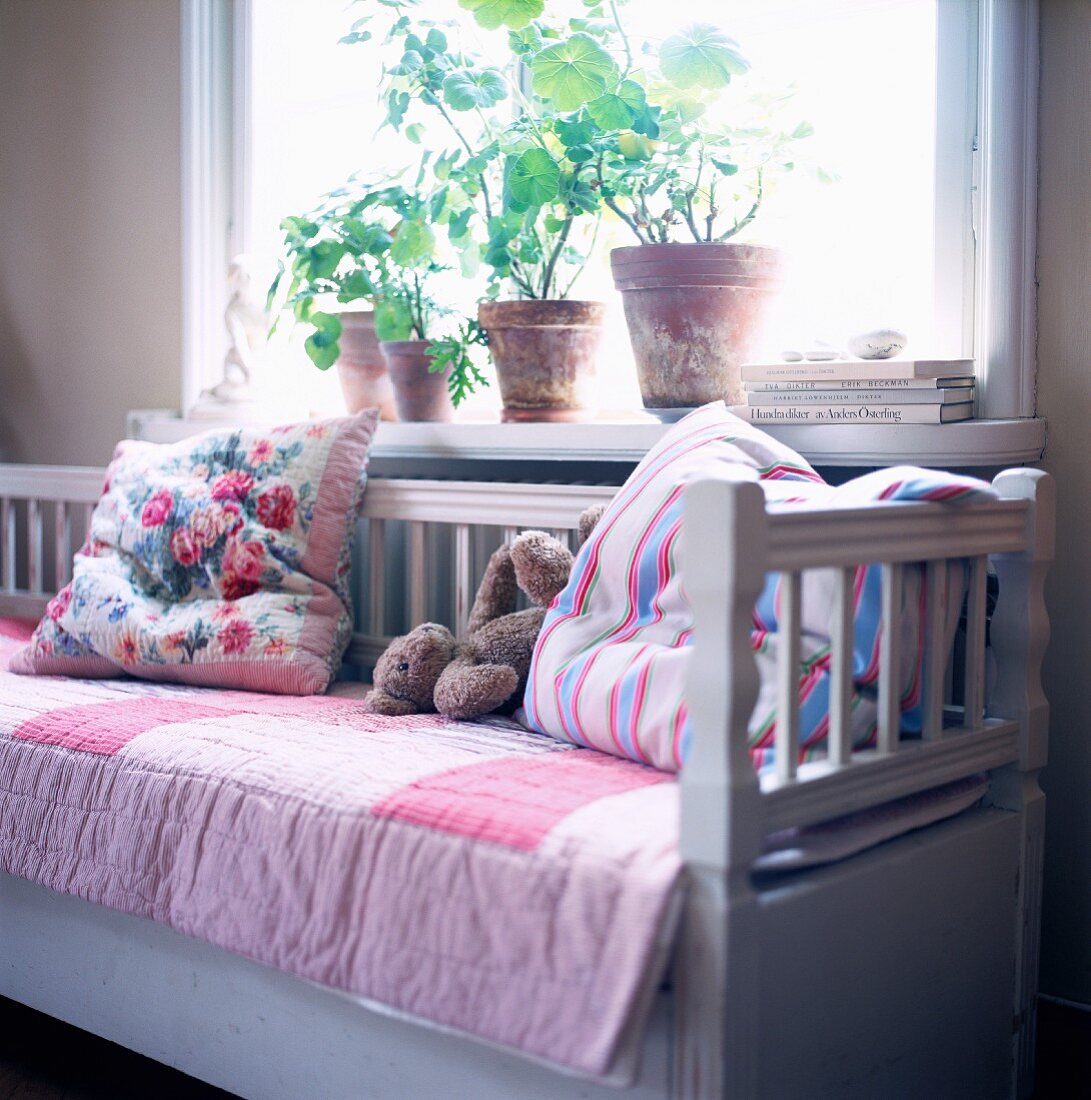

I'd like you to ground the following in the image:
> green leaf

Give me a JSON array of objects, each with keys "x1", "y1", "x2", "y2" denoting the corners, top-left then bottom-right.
[
  {"x1": 280, "y1": 215, "x2": 318, "y2": 241},
  {"x1": 386, "y1": 89, "x2": 410, "y2": 129},
  {"x1": 660, "y1": 25, "x2": 749, "y2": 90},
  {"x1": 507, "y1": 148, "x2": 560, "y2": 205},
  {"x1": 675, "y1": 98, "x2": 706, "y2": 124},
  {"x1": 531, "y1": 33, "x2": 618, "y2": 111},
  {"x1": 631, "y1": 105, "x2": 661, "y2": 138},
  {"x1": 304, "y1": 312, "x2": 342, "y2": 371},
  {"x1": 389, "y1": 220, "x2": 436, "y2": 267},
  {"x1": 710, "y1": 157, "x2": 739, "y2": 175},
  {"x1": 336, "y1": 268, "x2": 377, "y2": 302},
  {"x1": 459, "y1": 245, "x2": 481, "y2": 278},
  {"x1": 485, "y1": 242, "x2": 513, "y2": 269},
  {"x1": 792, "y1": 120, "x2": 815, "y2": 139},
  {"x1": 554, "y1": 117, "x2": 595, "y2": 147},
  {"x1": 308, "y1": 240, "x2": 347, "y2": 279},
  {"x1": 426, "y1": 28, "x2": 448, "y2": 53},
  {"x1": 587, "y1": 78, "x2": 646, "y2": 128},
  {"x1": 508, "y1": 24, "x2": 543, "y2": 55},
  {"x1": 388, "y1": 50, "x2": 424, "y2": 77},
  {"x1": 373, "y1": 299, "x2": 414, "y2": 342},
  {"x1": 442, "y1": 69, "x2": 508, "y2": 111},
  {"x1": 448, "y1": 207, "x2": 474, "y2": 240},
  {"x1": 458, "y1": 0, "x2": 543, "y2": 31},
  {"x1": 405, "y1": 122, "x2": 425, "y2": 144}
]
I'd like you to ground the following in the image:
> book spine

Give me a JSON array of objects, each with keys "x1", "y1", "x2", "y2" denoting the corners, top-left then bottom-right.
[
  {"x1": 740, "y1": 360, "x2": 974, "y2": 382},
  {"x1": 730, "y1": 404, "x2": 971, "y2": 425},
  {"x1": 744, "y1": 378, "x2": 972, "y2": 392},
  {"x1": 747, "y1": 388, "x2": 973, "y2": 405}
]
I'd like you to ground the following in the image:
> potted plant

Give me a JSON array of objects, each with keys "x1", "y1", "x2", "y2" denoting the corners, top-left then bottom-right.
[
  {"x1": 356, "y1": 3, "x2": 608, "y2": 422},
  {"x1": 454, "y1": 2, "x2": 811, "y2": 412},
  {"x1": 272, "y1": 178, "x2": 483, "y2": 422},
  {"x1": 270, "y1": 189, "x2": 398, "y2": 420}
]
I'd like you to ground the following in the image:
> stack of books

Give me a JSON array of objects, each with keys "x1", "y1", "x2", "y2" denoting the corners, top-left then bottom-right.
[{"x1": 731, "y1": 358, "x2": 976, "y2": 425}]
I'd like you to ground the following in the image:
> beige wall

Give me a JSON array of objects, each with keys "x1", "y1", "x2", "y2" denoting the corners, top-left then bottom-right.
[
  {"x1": 0, "y1": 0, "x2": 1088, "y2": 1007},
  {"x1": 0, "y1": 0, "x2": 182, "y2": 466},
  {"x1": 1037, "y1": 0, "x2": 1091, "y2": 1005}
]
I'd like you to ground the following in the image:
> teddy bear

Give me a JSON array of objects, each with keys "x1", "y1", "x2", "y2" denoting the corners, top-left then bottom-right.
[{"x1": 363, "y1": 510, "x2": 604, "y2": 721}]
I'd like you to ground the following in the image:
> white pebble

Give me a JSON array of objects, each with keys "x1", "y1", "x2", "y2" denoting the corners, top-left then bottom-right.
[
  {"x1": 802, "y1": 346, "x2": 839, "y2": 362},
  {"x1": 847, "y1": 328, "x2": 907, "y2": 360},
  {"x1": 780, "y1": 350, "x2": 804, "y2": 362}
]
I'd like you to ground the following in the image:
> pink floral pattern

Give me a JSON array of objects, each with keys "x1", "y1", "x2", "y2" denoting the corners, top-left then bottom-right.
[
  {"x1": 256, "y1": 484, "x2": 296, "y2": 531},
  {"x1": 141, "y1": 490, "x2": 173, "y2": 528},
  {"x1": 211, "y1": 471, "x2": 255, "y2": 504},
  {"x1": 13, "y1": 412, "x2": 379, "y2": 694},
  {"x1": 218, "y1": 619, "x2": 255, "y2": 655}
]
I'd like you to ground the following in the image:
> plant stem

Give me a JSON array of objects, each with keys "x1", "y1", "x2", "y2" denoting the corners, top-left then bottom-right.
[
  {"x1": 638, "y1": 186, "x2": 654, "y2": 240},
  {"x1": 684, "y1": 191, "x2": 702, "y2": 243},
  {"x1": 717, "y1": 168, "x2": 764, "y2": 241},
  {"x1": 560, "y1": 215, "x2": 601, "y2": 298},
  {"x1": 597, "y1": 155, "x2": 647, "y2": 243},
  {"x1": 507, "y1": 69, "x2": 549, "y2": 148},
  {"x1": 410, "y1": 272, "x2": 425, "y2": 338},
  {"x1": 508, "y1": 261, "x2": 537, "y2": 298},
  {"x1": 430, "y1": 94, "x2": 496, "y2": 223},
  {"x1": 686, "y1": 146, "x2": 706, "y2": 242},
  {"x1": 539, "y1": 163, "x2": 586, "y2": 297},
  {"x1": 540, "y1": 213, "x2": 574, "y2": 300},
  {"x1": 608, "y1": 0, "x2": 634, "y2": 78}
]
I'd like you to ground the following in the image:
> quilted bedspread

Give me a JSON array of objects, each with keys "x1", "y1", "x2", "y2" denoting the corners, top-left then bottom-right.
[{"x1": 0, "y1": 619, "x2": 680, "y2": 1080}]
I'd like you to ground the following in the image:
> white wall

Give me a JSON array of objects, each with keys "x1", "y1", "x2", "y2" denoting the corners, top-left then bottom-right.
[
  {"x1": 0, "y1": 0, "x2": 182, "y2": 466},
  {"x1": 1037, "y1": 0, "x2": 1091, "y2": 1007}
]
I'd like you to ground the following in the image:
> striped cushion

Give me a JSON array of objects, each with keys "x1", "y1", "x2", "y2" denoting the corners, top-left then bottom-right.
[{"x1": 524, "y1": 403, "x2": 995, "y2": 773}]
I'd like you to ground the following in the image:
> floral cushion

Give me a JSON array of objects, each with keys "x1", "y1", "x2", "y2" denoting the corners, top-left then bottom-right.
[{"x1": 11, "y1": 411, "x2": 378, "y2": 694}]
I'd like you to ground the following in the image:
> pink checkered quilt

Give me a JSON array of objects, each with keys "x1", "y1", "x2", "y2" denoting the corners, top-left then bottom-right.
[{"x1": 0, "y1": 619, "x2": 680, "y2": 1080}]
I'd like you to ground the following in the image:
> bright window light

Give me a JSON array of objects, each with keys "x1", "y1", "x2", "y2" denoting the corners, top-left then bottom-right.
[{"x1": 249, "y1": 0, "x2": 950, "y2": 417}]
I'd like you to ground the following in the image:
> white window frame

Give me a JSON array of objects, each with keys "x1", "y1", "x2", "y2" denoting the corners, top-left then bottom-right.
[
  {"x1": 180, "y1": 0, "x2": 1040, "y2": 423},
  {"x1": 181, "y1": 0, "x2": 251, "y2": 413}
]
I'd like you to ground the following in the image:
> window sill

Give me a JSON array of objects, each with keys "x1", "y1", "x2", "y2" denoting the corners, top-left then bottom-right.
[{"x1": 127, "y1": 410, "x2": 1047, "y2": 470}]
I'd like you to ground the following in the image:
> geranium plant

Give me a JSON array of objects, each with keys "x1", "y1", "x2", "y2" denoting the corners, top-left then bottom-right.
[
  {"x1": 269, "y1": 176, "x2": 486, "y2": 405},
  {"x1": 453, "y1": 0, "x2": 812, "y2": 246},
  {"x1": 348, "y1": 0, "x2": 604, "y2": 302}
]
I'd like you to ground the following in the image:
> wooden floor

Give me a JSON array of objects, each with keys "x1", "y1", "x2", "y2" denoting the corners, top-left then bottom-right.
[
  {"x1": 0, "y1": 996, "x2": 232, "y2": 1099},
  {"x1": 0, "y1": 995, "x2": 1087, "y2": 1098}
]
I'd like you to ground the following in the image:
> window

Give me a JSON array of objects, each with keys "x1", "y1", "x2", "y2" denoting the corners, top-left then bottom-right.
[{"x1": 181, "y1": 0, "x2": 1037, "y2": 424}]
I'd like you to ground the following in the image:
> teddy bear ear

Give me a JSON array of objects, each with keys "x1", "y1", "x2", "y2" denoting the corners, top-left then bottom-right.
[
  {"x1": 510, "y1": 531, "x2": 574, "y2": 608},
  {"x1": 405, "y1": 622, "x2": 456, "y2": 658},
  {"x1": 578, "y1": 503, "x2": 608, "y2": 545}
]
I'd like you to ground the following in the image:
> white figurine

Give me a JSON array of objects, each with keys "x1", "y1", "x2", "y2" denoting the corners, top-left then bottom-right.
[
  {"x1": 190, "y1": 255, "x2": 270, "y2": 418},
  {"x1": 214, "y1": 256, "x2": 268, "y2": 399}
]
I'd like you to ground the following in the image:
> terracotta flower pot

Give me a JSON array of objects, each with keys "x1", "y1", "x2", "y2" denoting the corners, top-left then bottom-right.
[
  {"x1": 478, "y1": 300, "x2": 606, "y2": 423},
  {"x1": 335, "y1": 312, "x2": 397, "y2": 421},
  {"x1": 611, "y1": 243, "x2": 784, "y2": 409},
  {"x1": 379, "y1": 340, "x2": 454, "y2": 422}
]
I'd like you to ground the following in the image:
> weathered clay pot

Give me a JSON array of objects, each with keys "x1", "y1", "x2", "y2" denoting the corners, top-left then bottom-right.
[
  {"x1": 379, "y1": 340, "x2": 454, "y2": 422},
  {"x1": 611, "y1": 243, "x2": 784, "y2": 409},
  {"x1": 335, "y1": 311, "x2": 397, "y2": 420},
  {"x1": 478, "y1": 300, "x2": 606, "y2": 423}
]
